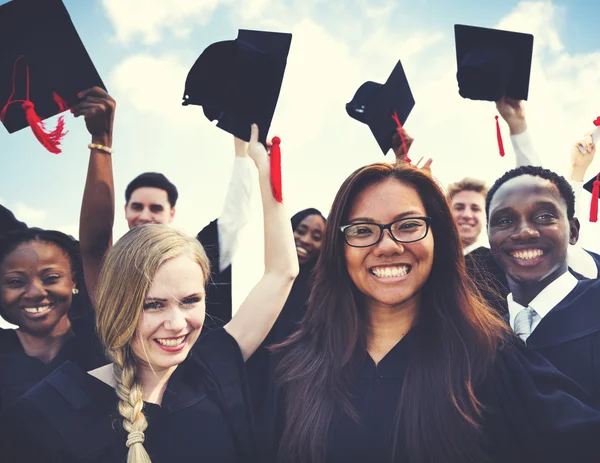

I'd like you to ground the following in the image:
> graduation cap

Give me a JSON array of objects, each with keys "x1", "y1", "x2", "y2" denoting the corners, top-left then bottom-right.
[
  {"x1": 182, "y1": 29, "x2": 292, "y2": 144},
  {"x1": 579, "y1": 117, "x2": 600, "y2": 222},
  {"x1": 455, "y1": 24, "x2": 534, "y2": 102},
  {"x1": 455, "y1": 24, "x2": 534, "y2": 157},
  {"x1": 346, "y1": 60, "x2": 415, "y2": 158},
  {"x1": 583, "y1": 174, "x2": 600, "y2": 223},
  {"x1": 0, "y1": 0, "x2": 106, "y2": 154},
  {"x1": 182, "y1": 29, "x2": 291, "y2": 202}
]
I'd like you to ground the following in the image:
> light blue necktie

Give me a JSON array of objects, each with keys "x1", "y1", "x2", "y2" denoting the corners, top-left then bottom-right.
[{"x1": 514, "y1": 307, "x2": 537, "y2": 342}]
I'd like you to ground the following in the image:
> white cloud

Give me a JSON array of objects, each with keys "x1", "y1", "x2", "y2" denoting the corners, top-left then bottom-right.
[
  {"x1": 102, "y1": 0, "x2": 227, "y2": 44},
  {"x1": 110, "y1": 52, "x2": 203, "y2": 131},
  {"x1": 497, "y1": 1, "x2": 564, "y2": 53},
  {"x1": 13, "y1": 202, "x2": 48, "y2": 224}
]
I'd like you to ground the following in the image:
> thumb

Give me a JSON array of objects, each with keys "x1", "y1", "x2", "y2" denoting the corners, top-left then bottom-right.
[{"x1": 250, "y1": 124, "x2": 259, "y2": 143}]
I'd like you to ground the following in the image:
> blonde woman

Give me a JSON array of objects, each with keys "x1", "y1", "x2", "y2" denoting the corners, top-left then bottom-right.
[{"x1": 0, "y1": 124, "x2": 298, "y2": 462}]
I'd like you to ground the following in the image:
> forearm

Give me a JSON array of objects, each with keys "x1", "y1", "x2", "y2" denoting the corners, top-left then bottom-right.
[
  {"x1": 217, "y1": 156, "x2": 254, "y2": 271},
  {"x1": 256, "y1": 159, "x2": 298, "y2": 277},
  {"x1": 224, "y1": 157, "x2": 299, "y2": 361},
  {"x1": 511, "y1": 130, "x2": 542, "y2": 167},
  {"x1": 79, "y1": 134, "x2": 115, "y2": 293}
]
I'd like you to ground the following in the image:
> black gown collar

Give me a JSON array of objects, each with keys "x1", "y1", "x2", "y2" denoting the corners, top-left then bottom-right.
[
  {"x1": 357, "y1": 326, "x2": 420, "y2": 379},
  {"x1": 527, "y1": 280, "x2": 600, "y2": 349}
]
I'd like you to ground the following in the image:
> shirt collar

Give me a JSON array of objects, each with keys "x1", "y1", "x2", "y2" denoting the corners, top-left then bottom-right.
[
  {"x1": 463, "y1": 239, "x2": 488, "y2": 256},
  {"x1": 507, "y1": 271, "x2": 578, "y2": 328}
]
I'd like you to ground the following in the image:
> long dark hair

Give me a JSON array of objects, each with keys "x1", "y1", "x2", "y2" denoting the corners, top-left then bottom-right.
[{"x1": 276, "y1": 163, "x2": 509, "y2": 463}]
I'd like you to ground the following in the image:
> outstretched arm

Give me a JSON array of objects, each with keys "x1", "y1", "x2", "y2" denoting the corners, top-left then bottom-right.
[
  {"x1": 566, "y1": 134, "x2": 597, "y2": 279},
  {"x1": 496, "y1": 97, "x2": 541, "y2": 167},
  {"x1": 73, "y1": 87, "x2": 116, "y2": 300},
  {"x1": 224, "y1": 124, "x2": 299, "y2": 361},
  {"x1": 216, "y1": 137, "x2": 254, "y2": 272}
]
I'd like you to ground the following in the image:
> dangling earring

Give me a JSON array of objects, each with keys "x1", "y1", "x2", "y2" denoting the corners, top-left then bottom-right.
[{"x1": 72, "y1": 288, "x2": 79, "y2": 295}]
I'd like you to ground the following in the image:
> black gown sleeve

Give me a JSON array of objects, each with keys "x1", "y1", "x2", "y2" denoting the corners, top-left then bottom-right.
[
  {"x1": 190, "y1": 328, "x2": 254, "y2": 462},
  {"x1": 197, "y1": 219, "x2": 233, "y2": 328},
  {"x1": 480, "y1": 341, "x2": 600, "y2": 463}
]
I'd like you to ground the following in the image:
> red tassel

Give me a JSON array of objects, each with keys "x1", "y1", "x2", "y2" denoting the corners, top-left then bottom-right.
[
  {"x1": 53, "y1": 92, "x2": 69, "y2": 112},
  {"x1": 590, "y1": 173, "x2": 600, "y2": 223},
  {"x1": 495, "y1": 115, "x2": 505, "y2": 157},
  {"x1": 22, "y1": 101, "x2": 66, "y2": 154},
  {"x1": 391, "y1": 111, "x2": 411, "y2": 163},
  {"x1": 0, "y1": 56, "x2": 69, "y2": 155},
  {"x1": 270, "y1": 136, "x2": 283, "y2": 203}
]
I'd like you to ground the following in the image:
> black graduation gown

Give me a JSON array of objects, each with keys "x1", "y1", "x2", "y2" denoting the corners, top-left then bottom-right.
[
  {"x1": 256, "y1": 325, "x2": 600, "y2": 463},
  {"x1": 464, "y1": 246, "x2": 510, "y2": 316},
  {"x1": 585, "y1": 249, "x2": 600, "y2": 277},
  {"x1": 0, "y1": 293, "x2": 106, "y2": 413},
  {"x1": 246, "y1": 262, "x2": 315, "y2": 412},
  {"x1": 523, "y1": 279, "x2": 600, "y2": 405},
  {"x1": 0, "y1": 328, "x2": 253, "y2": 463},
  {"x1": 197, "y1": 219, "x2": 233, "y2": 329}
]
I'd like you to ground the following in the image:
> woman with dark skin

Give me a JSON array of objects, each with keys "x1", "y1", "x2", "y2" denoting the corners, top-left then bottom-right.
[
  {"x1": 258, "y1": 163, "x2": 600, "y2": 463},
  {"x1": 247, "y1": 208, "x2": 326, "y2": 411},
  {"x1": 0, "y1": 229, "x2": 105, "y2": 411},
  {"x1": 283, "y1": 208, "x2": 326, "y2": 328}
]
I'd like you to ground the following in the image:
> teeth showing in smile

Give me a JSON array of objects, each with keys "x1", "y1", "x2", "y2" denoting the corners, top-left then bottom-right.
[
  {"x1": 511, "y1": 249, "x2": 544, "y2": 260},
  {"x1": 155, "y1": 335, "x2": 186, "y2": 347},
  {"x1": 371, "y1": 266, "x2": 410, "y2": 278},
  {"x1": 23, "y1": 305, "x2": 52, "y2": 314},
  {"x1": 296, "y1": 247, "x2": 308, "y2": 256}
]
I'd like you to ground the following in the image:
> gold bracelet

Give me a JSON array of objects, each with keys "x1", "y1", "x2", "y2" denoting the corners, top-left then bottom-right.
[{"x1": 88, "y1": 143, "x2": 113, "y2": 154}]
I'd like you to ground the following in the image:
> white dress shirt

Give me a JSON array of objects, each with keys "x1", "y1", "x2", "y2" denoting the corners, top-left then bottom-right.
[
  {"x1": 511, "y1": 131, "x2": 542, "y2": 167},
  {"x1": 463, "y1": 239, "x2": 489, "y2": 256},
  {"x1": 217, "y1": 156, "x2": 254, "y2": 272},
  {"x1": 510, "y1": 130, "x2": 598, "y2": 279},
  {"x1": 507, "y1": 271, "x2": 578, "y2": 337}
]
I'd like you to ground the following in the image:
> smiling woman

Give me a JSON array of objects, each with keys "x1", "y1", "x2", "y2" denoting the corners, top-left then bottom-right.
[
  {"x1": 0, "y1": 123, "x2": 298, "y2": 462},
  {"x1": 0, "y1": 228, "x2": 105, "y2": 414},
  {"x1": 255, "y1": 163, "x2": 600, "y2": 463}
]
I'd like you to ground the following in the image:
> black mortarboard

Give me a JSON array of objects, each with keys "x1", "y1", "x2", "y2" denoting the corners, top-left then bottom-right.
[
  {"x1": 584, "y1": 175, "x2": 598, "y2": 196},
  {"x1": 455, "y1": 24, "x2": 534, "y2": 102},
  {"x1": 182, "y1": 29, "x2": 292, "y2": 143},
  {"x1": 346, "y1": 60, "x2": 415, "y2": 155},
  {"x1": 0, "y1": 0, "x2": 106, "y2": 152}
]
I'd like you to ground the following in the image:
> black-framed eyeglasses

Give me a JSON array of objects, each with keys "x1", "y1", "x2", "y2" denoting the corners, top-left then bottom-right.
[{"x1": 340, "y1": 216, "x2": 431, "y2": 248}]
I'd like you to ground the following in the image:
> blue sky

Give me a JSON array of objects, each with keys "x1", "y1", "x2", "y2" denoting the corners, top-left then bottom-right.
[{"x1": 2, "y1": 0, "x2": 600, "y2": 307}]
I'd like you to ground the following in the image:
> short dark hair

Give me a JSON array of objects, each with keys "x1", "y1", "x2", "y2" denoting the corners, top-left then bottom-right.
[
  {"x1": 125, "y1": 172, "x2": 179, "y2": 207},
  {"x1": 486, "y1": 165, "x2": 576, "y2": 220},
  {"x1": 447, "y1": 177, "x2": 488, "y2": 200}
]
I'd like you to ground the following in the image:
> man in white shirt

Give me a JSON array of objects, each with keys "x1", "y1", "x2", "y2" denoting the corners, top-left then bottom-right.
[
  {"x1": 486, "y1": 165, "x2": 600, "y2": 402},
  {"x1": 76, "y1": 90, "x2": 253, "y2": 326},
  {"x1": 447, "y1": 178, "x2": 489, "y2": 256}
]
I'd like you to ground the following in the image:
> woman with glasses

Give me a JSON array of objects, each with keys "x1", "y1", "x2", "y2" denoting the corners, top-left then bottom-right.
[{"x1": 257, "y1": 163, "x2": 600, "y2": 463}]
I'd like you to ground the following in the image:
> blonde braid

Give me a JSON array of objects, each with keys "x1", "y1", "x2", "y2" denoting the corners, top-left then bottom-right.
[{"x1": 113, "y1": 355, "x2": 152, "y2": 463}]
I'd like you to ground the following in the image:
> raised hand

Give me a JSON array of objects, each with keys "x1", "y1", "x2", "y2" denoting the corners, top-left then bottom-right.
[
  {"x1": 496, "y1": 97, "x2": 526, "y2": 135},
  {"x1": 247, "y1": 124, "x2": 270, "y2": 167},
  {"x1": 413, "y1": 156, "x2": 433, "y2": 174},
  {"x1": 72, "y1": 87, "x2": 116, "y2": 141},
  {"x1": 392, "y1": 127, "x2": 414, "y2": 164},
  {"x1": 234, "y1": 136, "x2": 249, "y2": 158},
  {"x1": 570, "y1": 133, "x2": 596, "y2": 181}
]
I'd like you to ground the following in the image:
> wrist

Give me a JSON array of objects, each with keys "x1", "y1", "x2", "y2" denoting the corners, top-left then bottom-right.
[
  {"x1": 91, "y1": 133, "x2": 112, "y2": 146},
  {"x1": 569, "y1": 166, "x2": 588, "y2": 182},
  {"x1": 508, "y1": 120, "x2": 527, "y2": 135}
]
